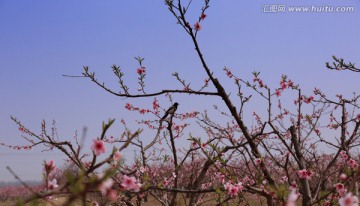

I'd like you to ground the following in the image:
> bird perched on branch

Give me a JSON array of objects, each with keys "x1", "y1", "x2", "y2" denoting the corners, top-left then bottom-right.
[{"x1": 161, "y1": 102, "x2": 179, "y2": 121}]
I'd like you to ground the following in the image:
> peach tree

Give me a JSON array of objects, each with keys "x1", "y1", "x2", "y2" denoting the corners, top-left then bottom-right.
[{"x1": 2, "y1": 1, "x2": 360, "y2": 206}]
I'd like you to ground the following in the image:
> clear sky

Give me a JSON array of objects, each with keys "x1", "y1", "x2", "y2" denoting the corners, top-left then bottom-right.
[{"x1": 0, "y1": 0, "x2": 359, "y2": 181}]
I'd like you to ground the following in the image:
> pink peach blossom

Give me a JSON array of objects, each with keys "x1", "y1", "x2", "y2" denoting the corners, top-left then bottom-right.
[
  {"x1": 47, "y1": 179, "x2": 59, "y2": 190},
  {"x1": 340, "y1": 173, "x2": 347, "y2": 181},
  {"x1": 98, "y1": 177, "x2": 113, "y2": 195},
  {"x1": 297, "y1": 169, "x2": 313, "y2": 179},
  {"x1": 121, "y1": 175, "x2": 142, "y2": 192},
  {"x1": 92, "y1": 201, "x2": 99, "y2": 206},
  {"x1": 113, "y1": 151, "x2": 122, "y2": 163},
  {"x1": 137, "y1": 67, "x2": 146, "y2": 75},
  {"x1": 194, "y1": 22, "x2": 202, "y2": 31},
  {"x1": 335, "y1": 183, "x2": 346, "y2": 197},
  {"x1": 228, "y1": 185, "x2": 239, "y2": 196},
  {"x1": 92, "y1": 139, "x2": 106, "y2": 156},
  {"x1": 201, "y1": 13, "x2": 207, "y2": 20},
  {"x1": 44, "y1": 160, "x2": 56, "y2": 174},
  {"x1": 107, "y1": 189, "x2": 118, "y2": 202},
  {"x1": 286, "y1": 189, "x2": 299, "y2": 206},
  {"x1": 339, "y1": 193, "x2": 359, "y2": 206},
  {"x1": 275, "y1": 89, "x2": 281, "y2": 97}
]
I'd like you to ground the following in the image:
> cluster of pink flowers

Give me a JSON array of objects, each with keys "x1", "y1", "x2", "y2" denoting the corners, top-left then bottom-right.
[
  {"x1": 43, "y1": 160, "x2": 59, "y2": 191},
  {"x1": 97, "y1": 174, "x2": 118, "y2": 202},
  {"x1": 92, "y1": 139, "x2": 106, "y2": 156},
  {"x1": 152, "y1": 98, "x2": 160, "y2": 110},
  {"x1": 297, "y1": 169, "x2": 314, "y2": 179},
  {"x1": 160, "y1": 172, "x2": 176, "y2": 188},
  {"x1": 18, "y1": 126, "x2": 28, "y2": 133},
  {"x1": 274, "y1": 78, "x2": 296, "y2": 97},
  {"x1": 104, "y1": 135, "x2": 116, "y2": 144},
  {"x1": 0, "y1": 185, "x2": 45, "y2": 200},
  {"x1": 124, "y1": 103, "x2": 151, "y2": 115},
  {"x1": 172, "y1": 123, "x2": 188, "y2": 135},
  {"x1": 121, "y1": 175, "x2": 142, "y2": 192},
  {"x1": 192, "y1": 12, "x2": 206, "y2": 31},
  {"x1": 340, "y1": 151, "x2": 348, "y2": 160},
  {"x1": 0, "y1": 142, "x2": 33, "y2": 150},
  {"x1": 336, "y1": 94, "x2": 344, "y2": 100},
  {"x1": 180, "y1": 111, "x2": 198, "y2": 120},
  {"x1": 138, "y1": 166, "x2": 148, "y2": 174},
  {"x1": 339, "y1": 151, "x2": 358, "y2": 168},
  {"x1": 241, "y1": 176, "x2": 255, "y2": 186},
  {"x1": 224, "y1": 68, "x2": 233, "y2": 78},
  {"x1": 98, "y1": 177, "x2": 113, "y2": 194},
  {"x1": 279, "y1": 79, "x2": 294, "y2": 90},
  {"x1": 253, "y1": 112, "x2": 262, "y2": 124},
  {"x1": 214, "y1": 172, "x2": 225, "y2": 183},
  {"x1": 334, "y1": 183, "x2": 359, "y2": 206},
  {"x1": 139, "y1": 108, "x2": 150, "y2": 114},
  {"x1": 224, "y1": 181, "x2": 243, "y2": 197},
  {"x1": 303, "y1": 95, "x2": 314, "y2": 104},
  {"x1": 125, "y1": 103, "x2": 132, "y2": 110},
  {"x1": 254, "y1": 77, "x2": 265, "y2": 88},
  {"x1": 347, "y1": 158, "x2": 358, "y2": 169}
]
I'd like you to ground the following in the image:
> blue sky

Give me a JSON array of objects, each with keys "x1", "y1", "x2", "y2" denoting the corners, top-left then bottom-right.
[{"x1": 0, "y1": 0, "x2": 359, "y2": 181}]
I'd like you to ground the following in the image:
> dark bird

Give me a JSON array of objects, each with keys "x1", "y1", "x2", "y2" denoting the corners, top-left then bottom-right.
[{"x1": 161, "y1": 102, "x2": 179, "y2": 121}]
